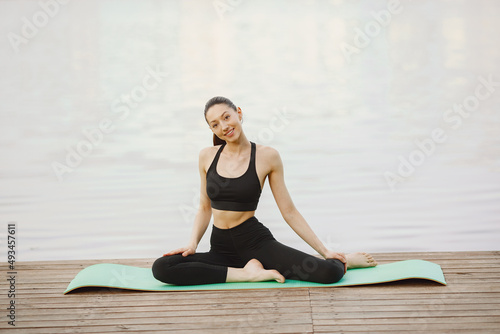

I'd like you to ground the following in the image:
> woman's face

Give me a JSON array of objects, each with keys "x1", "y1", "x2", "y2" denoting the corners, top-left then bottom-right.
[{"x1": 206, "y1": 104, "x2": 242, "y2": 142}]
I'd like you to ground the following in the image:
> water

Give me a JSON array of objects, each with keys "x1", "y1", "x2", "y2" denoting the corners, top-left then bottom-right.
[{"x1": 1, "y1": 0, "x2": 499, "y2": 261}]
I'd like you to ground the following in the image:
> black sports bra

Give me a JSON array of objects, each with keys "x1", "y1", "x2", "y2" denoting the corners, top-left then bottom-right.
[{"x1": 206, "y1": 142, "x2": 262, "y2": 211}]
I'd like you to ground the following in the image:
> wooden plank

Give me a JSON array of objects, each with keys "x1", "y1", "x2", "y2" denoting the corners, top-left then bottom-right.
[
  {"x1": 310, "y1": 292, "x2": 500, "y2": 301},
  {"x1": 312, "y1": 297, "x2": 500, "y2": 306},
  {"x1": 313, "y1": 316, "x2": 500, "y2": 326},
  {"x1": 313, "y1": 323, "x2": 499, "y2": 333},
  {"x1": 21, "y1": 298, "x2": 311, "y2": 311},
  {"x1": 17, "y1": 287, "x2": 310, "y2": 298},
  {"x1": 5, "y1": 313, "x2": 313, "y2": 329},
  {"x1": 312, "y1": 309, "x2": 500, "y2": 320},
  {"x1": 19, "y1": 303, "x2": 311, "y2": 319},
  {"x1": 4, "y1": 324, "x2": 315, "y2": 334},
  {"x1": 312, "y1": 302, "x2": 500, "y2": 312}
]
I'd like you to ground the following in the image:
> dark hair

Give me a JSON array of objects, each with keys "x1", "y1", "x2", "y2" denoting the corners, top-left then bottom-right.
[{"x1": 204, "y1": 96, "x2": 237, "y2": 146}]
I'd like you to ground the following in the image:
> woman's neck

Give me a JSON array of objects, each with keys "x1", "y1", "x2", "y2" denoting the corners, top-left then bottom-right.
[{"x1": 224, "y1": 133, "x2": 251, "y2": 155}]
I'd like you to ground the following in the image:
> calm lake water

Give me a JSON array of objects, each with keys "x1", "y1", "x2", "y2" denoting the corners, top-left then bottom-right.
[{"x1": 1, "y1": 0, "x2": 499, "y2": 261}]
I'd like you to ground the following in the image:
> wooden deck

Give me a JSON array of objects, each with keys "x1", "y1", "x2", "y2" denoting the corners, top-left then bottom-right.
[{"x1": 1, "y1": 251, "x2": 499, "y2": 333}]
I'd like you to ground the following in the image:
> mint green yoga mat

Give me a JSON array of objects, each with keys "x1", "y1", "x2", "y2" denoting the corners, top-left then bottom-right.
[{"x1": 64, "y1": 259, "x2": 446, "y2": 294}]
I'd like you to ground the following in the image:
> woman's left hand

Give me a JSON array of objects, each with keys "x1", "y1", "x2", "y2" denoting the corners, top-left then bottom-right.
[{"x1": 323, "y1": 250, "x2": 347, "y2": 274}]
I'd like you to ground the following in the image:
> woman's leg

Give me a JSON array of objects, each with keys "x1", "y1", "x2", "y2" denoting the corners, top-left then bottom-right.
[
  {"x1": 248, "y1": 240, "x2": 345, "y2": 284},
  {"x1": 152, "y1": 252, "x2": 285, "y2": 285},
  {"x1": 226, "y1": 217, "x2": 344, "y2": 284},
  {"x1": 152, "y1": 252, "x2": 234, "y2": 285}
]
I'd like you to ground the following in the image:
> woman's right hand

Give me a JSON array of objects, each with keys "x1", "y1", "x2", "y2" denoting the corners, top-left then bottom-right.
[{"x1": 163, "y1": 245, "x2": 196, "y2": 257}]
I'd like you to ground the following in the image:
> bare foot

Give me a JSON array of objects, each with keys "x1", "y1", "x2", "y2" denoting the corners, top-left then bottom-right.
[
  {"x1": 346, "y1": 252, "x2": 377, "y2": 270},
  {"x1": 244, "y1": 259, "x2": 285, "y2": 283},
  {"x1": 227, "y1": 259, "x2": 285, "y2": 283}
]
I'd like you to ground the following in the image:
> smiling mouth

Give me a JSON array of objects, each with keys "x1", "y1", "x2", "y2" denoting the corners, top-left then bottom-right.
[{"x1": 225, "y1": 128, "x2": 234, "y2": 136}]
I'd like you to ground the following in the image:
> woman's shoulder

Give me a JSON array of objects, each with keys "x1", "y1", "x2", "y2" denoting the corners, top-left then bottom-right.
[
  {"x1": 255, "y1": 143, "x2": 281, "y2": 162},
  {"x1": 199, "y1": 145, "x2": 221, "y2": 154},
  {"x1": 198, "y1": 145, "x2": 222, "y2": 164},
  {"x1": 255, "y1": 143, "x2": 277, "y2": 152}
]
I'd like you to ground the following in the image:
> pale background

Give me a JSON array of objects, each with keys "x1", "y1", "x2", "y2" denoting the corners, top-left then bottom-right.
[{"x1": 1, "y1": 0, "x2": 499, "y2": 261}]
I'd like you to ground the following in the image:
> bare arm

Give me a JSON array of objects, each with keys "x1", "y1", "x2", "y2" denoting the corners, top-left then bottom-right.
[
  {"x1": 267, "y1": 148, "x2": 346, "y2": 263},
  {"x1": 164, "y1": 148, "x2": 212, "y2": 257}
]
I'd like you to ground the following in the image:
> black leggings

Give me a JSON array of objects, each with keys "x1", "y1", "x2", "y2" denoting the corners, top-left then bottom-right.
[{"x1": 152, "y1": 217, "x2": 345, "y2": 285}]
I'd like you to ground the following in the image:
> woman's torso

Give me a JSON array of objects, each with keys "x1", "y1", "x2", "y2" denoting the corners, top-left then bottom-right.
[{"x1": 204, "y1": 142, "x2": 269, "y2": 229}]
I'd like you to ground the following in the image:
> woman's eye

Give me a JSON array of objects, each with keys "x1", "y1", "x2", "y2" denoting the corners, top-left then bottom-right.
[
  {"x1": 212, "y1": 124, "x2": 217, "y2": 128},
  {"x1": 225, "y1": 115, "x2": 230, "y2": 120}
]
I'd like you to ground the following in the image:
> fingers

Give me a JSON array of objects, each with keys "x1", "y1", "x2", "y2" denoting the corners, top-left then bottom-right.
[
  {"x1": 183, "y1": 248, "x2": 195, "y2": 257},
  {"x1": 340, "y1": 253, "x2": 347, "y2": 263},
  {"x1": 336, "y1": 252, "x2": 347, "y2": 263},
  {"x1": 163, "y1": 248, "x2": 185, "y2": 257},
  {"x1": 325, "y1": 251, "x2": 347, "y2": 264},
  {"x1": 163, "y1": 247, "x2": 195, "y2": 257}
]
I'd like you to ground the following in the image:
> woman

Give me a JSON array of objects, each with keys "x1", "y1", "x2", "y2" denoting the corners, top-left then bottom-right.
[{"x1": 152, "y1": 96, "x2": 377, "y2": 285}]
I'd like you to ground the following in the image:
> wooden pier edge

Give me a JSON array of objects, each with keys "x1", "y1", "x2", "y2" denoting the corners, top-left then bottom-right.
[{"x1": 1, "y1": 251, "x2": 499, "y2": 333}]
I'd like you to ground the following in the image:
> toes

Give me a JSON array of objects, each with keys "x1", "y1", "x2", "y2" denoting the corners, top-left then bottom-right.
[
  {"x1": 364, "y1": 253, "x2": 375, "y2": 262},
  {"x1": 363, "y1": 253, "x2": 377, "y2": 266},
  {"x1": 272, "y1": 270, "x2": 285, "y2": 283}
]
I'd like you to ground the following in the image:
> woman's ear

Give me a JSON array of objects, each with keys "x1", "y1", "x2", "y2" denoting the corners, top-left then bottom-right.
[{"x1": 237, "y1": 107, "x2": 243, "y2": 122}]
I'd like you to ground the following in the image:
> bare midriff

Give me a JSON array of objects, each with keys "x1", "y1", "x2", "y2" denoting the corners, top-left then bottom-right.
[{"x1": 212, "y1": 209, "x2": 256, "y2": 229}]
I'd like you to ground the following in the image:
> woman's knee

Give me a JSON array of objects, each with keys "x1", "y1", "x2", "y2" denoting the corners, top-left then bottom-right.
[
  {"x1": 152, "y1": 255, "x2": 181, "y2": 283},
  {"x1": 312, "y1": 259, "x2": 345, "y2": 284},
  {"x1": 283, "y1": 256, "x2": 344, "y2": 284}
]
